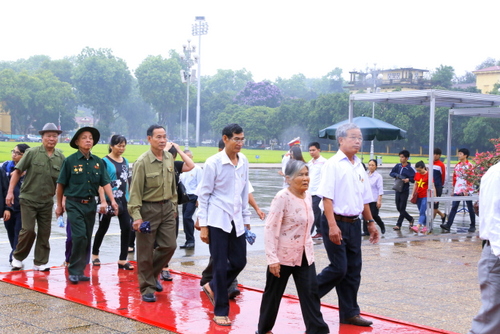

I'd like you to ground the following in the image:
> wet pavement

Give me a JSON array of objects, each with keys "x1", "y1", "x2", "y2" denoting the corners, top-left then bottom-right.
[{"x1": 0, "y1": 166, "x2": 481, "y2": 333}]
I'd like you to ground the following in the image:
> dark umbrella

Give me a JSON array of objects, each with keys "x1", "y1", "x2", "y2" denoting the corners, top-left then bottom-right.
[{"x1": 318, "y1": 116, "x2": 407, "y2": 141}]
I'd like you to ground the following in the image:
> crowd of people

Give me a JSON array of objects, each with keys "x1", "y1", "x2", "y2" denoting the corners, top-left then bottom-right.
[{"x1": 1, "y1": 121, "x2": 491, "y2": 333}]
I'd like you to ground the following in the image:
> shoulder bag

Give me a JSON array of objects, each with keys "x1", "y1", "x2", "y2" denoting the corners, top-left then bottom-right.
[{"x1": 392, "y1": 178, "x2": 404, "y2": 192}]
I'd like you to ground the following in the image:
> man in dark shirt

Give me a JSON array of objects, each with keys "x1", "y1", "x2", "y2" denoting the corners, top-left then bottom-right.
[{"x1": 389, "y1": 150, "x2": 416, "y2": 230}]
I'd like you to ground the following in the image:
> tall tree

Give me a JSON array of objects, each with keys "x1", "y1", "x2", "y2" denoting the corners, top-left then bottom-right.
[
  {"x1": 72, "y1": 47, "x2": 132, "y2": 139},
  {"x1": 203, "y1": 69, "x2": 253, "y2": 95},
  {"x1": 135, "y1": 52, "x2": 185, "y2": 131},
  {"x1": 275, "y1": 73, "x2": 315, "y2": 100},
  {"x1": 234, "y1": 81, "x2": 282, "y2": 108},
  {"x1": 431, "y1": 65, "x2": 455, "y2": 89},
  {"x1": 475, "y1": 58, "x2": 499, "y2": 70}
]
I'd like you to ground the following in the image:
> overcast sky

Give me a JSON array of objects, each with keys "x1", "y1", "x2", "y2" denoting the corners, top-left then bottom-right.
[{"x1": 2, "y1": 0, "x2": 499, "y2": 82}]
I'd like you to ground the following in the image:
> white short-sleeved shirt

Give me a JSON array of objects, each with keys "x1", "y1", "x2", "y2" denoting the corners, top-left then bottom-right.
[{"x1": 317, "y1": 150, "x2": 373, "y2": 216}]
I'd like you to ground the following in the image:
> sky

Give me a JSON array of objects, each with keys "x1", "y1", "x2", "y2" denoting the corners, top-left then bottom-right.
[{"x1": 1, "y1": 0, "x2": 499, "y2": 82}]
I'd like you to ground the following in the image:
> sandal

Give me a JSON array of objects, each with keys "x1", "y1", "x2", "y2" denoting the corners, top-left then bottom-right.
[
  {"x1": 202, "y1": 283, "x2": 215, "y2": 306},
  {"x1": 118, "y1": 262, "x2": 134, "y2": 270},
  {"x1": 393, "y1": 226, "x2": 400, "y2": 231},
  {"x1": 92, "y1": 258, "x2": 101, "y2": 266},
  {"x1": 213, "y1": 316, "x2": 231, "y2": 326}
]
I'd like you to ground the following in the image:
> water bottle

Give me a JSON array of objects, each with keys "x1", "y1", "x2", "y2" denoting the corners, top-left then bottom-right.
[{"x1": 57, "y1": 215, "x2": 65, "y2": 228}]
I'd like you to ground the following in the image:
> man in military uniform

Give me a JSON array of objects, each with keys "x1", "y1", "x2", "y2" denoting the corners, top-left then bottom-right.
[
  {"x1": 128, "y1": 124, "x2": 177, "y2": 303},
  {"x1": 56, "y1": 127, "x2": 118, "y2": 284},
  {"x1": 8, "y1": 123, "x2": 65, "y2": 271}
]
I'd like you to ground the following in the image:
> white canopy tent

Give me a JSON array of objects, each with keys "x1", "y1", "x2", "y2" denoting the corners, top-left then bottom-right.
[{"x1": 348, "y1": 89, "x2": 500, "y2": 230}]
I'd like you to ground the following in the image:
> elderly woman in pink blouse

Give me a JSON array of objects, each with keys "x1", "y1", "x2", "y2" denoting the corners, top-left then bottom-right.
[{"x1": 256, "y1": 160, "x2": 329, "y2": 334}]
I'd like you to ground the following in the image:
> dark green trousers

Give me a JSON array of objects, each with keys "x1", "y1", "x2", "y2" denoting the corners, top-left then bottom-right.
[{"x1": 66, "y1": 200, "x2": 96, "y2": 276}]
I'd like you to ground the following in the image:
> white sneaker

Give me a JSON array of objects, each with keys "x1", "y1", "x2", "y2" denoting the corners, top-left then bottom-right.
[
  {"x1": 11, "y1": 258, "x2": 23, "y2": 270},
  {"x1": 33, "y1": 264, "x2": 50, "y2": 272}
]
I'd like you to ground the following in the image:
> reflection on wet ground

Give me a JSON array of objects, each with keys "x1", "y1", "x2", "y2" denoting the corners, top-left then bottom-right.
[{"x1": 0, "y1": 166, "x2": 481, "y2": 333}]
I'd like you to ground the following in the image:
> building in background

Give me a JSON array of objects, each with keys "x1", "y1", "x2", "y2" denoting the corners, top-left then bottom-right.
[
  {"x1": 346, "y1": 68, "x2": 431, "y2": 93},
  {"x1": 473, "y1": 66, "x2": 500, "y2": 94}
]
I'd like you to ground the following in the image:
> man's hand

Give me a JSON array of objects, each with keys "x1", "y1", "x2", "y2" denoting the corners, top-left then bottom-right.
[
  {"x1": 111, "y1": 201, "x2": 119, "y2": 215},
  {"x1": 5, "y1": 191, "x2": 14, "y2": 207},
  {"x1": 99, "y1": 202, "x2": 107, "y2": 214},
  {"x1": 200, "y1": 226, "x2": 209, "y2": 244},
  {"x1": 55, "y1": 205, "x2": 64, "y2": 217},
  {"x1": 256, "y1": 209, "x2": 266, "y2": 220},
  {"x1": 269, "y1": 263, "x2": 280, "y2": 278},
  {"x1": 328, "y1": 223, "x2": 342, "y2": 245},
  {"x1": 194, "y1": 218, "x2": 200, "y2": 231},
  {"x1": 3, "y1": 210, "x2": 11, "y2": 221},
  {"x1": 367, "y1": 222, "x2": 380, "y2": 244},
  {"x1": 132, "y1": 219, "x2": 143, "y2": 232}
]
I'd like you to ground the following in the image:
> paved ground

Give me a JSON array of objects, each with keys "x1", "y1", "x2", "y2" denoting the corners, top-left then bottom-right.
[{"x1": 0, "y1": 165, "x2": 482, "y2": 333}]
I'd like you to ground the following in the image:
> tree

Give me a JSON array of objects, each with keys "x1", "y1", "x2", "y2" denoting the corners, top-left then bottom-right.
[
  {"x1": 234, "y1": 81, "x2": 282, "y2": 108},
  {"x1": 135, "y1": 52, "x2": 185, "y2": 131},
  {"x1": 115, "y1": 79, "x2": 156, "y2": 139},
  {"x1": 202, "y1": 69, "x2": 253, "y2": 95},
  {"x1": 275, "y1": 73, "x2": 315, "y2": 100},
  {"x1": 0, "y1": 69, "x2": 76, "y2": 134},
  {"x1": 72, "y1": 47, "x2": 132, "y2": 139},
  {"x1": 41, "y1": 58, "x2": 74, "y2": 84},
  {"x1": 431, "y1": 65, "x2": 455, "y2": 89},
  {"x1": 475, "y1": 58, "x2": 499, "y2": 70},
  {"x1": 309, "y1": 68, "x2": 345, "y2": 95}
]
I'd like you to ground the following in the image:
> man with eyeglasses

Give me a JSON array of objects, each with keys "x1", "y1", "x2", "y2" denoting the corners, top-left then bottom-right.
[
  {"x1": 197, "y1": 123, "x2": 250, "y2": 327},
  {"x1": 7, "y1": 123, "x2": 65, "y2": 271},
  {"x1": 316, "y1": 123, "x2": 379, "y2": 327}
]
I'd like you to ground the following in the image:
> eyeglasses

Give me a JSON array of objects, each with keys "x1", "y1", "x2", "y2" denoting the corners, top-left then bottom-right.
[
  {"x1": 346, "y1": 136, "x2": 363, "y2": 142},
  {"x1": 11, "y1": 150, "x2": 23, "y2": 156},
  {"x1": 230, "y1": 138, "x2": 246, "y2": 144}
]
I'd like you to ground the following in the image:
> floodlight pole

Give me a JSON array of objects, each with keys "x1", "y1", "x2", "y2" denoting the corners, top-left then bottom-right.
[
  {"x1": 192, "y1": 16, "x2": 208, "y2": 146},
  {"x1": 366, "y1": 71, "x2": 383, "y2": 160},
  {"x1": 180, "y1": 40, "x2": 197, "y2": 150}
]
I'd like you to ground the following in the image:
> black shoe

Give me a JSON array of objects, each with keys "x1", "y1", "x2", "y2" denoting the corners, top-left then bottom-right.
[
  {"x1": 340, "y1": 315, "x2": 373, "y2": 327},
  {"x1": 68, "y1": 275, "x2": 79, "y2": 284},
  {"x1": 468, "y1": 226, "x2": 476, "y2": 233},
  {"x1": 160, "y1": 270, "x2": 173, "y2": 281},
  {"x1": 441, "y1": 214, "x2": 447, "y2": 224},
  {"x1": 78, "y1": 275, "x2": 91, "y2": 282},
  {"x1": 440, "y1": 223, "x2": 450, "y2": 232},
  {"x1": 409, "y1": 218, "x2": 415, "y2": 228},
  {"x1": 228, "y1": 280, "x2": 240, "y2": 299},
  {"x1": 142, "y1": 293, "x2": 156, "y2": 302},
  {"x1": 155, "y1": 279, "x2": 163, "y2": 292},
  {"x1": 381, "y1": 226, "x2": 386, "y2": 234},
  {"x1": 180, "y1": 243, "x2": 195, "y2": 250}
]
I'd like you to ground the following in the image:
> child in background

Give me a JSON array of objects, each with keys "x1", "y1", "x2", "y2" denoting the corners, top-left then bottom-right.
[{"x1": 411, "y1": 161, "x2": 434, "y2": 234}]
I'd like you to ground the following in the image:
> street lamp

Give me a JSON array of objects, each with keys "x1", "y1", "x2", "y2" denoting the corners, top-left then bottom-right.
[
  {"x1": 192, "y1": 16, "x2": 208, "y2": 146},
  {"x1": 365, "y1": 72, "x2": 384, "y2": 160},
  {"x1": 180, "y1": 40, "x2": 198, "y2": 150}
]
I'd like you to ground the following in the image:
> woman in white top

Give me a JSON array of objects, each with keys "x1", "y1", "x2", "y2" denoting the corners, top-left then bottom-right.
[{"x1": 363, "y1": 159, "x2": 386, "y2": 235}]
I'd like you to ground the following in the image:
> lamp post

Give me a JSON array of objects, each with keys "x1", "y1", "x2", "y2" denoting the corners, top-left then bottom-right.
[
  {"x1": 180, "y1": 40, "x2": 198, "y2": 150},
  {"x1": 365, "y1": 72, "x2": 383, "y2": 160},
  {"x1": 192, "y1": 16, "x2": 208, "y2": 146}
]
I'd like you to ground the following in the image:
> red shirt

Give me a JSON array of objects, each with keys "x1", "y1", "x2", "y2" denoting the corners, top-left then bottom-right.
[{"x1": 414, "y1": 172, "x2": 429, "y2": 198}]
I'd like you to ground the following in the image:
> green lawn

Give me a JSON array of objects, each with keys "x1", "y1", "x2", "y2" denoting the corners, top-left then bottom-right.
[{"x1": 0, "y1": 141, "x2": 441, "y2": 164}]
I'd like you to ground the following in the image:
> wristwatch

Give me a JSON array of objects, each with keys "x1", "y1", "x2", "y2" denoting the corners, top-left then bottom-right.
[{"x1": 367, "y1": 219, "x2": 375, "y2": 224}]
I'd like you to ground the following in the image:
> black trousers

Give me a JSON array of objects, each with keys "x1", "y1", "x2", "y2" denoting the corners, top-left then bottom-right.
[
  {"x1": 92, "y1": 197, "x2": 132, "y2": 261},
  {"x1": 395, "y1": 191, "x2": 413, "y2": 226},
  {"x1": 317, "y1": 218, "x2": 362, "y2": 322},
  {"x1": 181, "y1": 195, "x2": 197, "y2": 245},
  {"x1": 311, "y1": 195, "x2": 325, "y2": 235},
  {"x1": 208, "y1": 223, "x2": 246, "y2": 316},
  {"x1": 258, "y1": 254, "x2": 329, "y2": 334},
  {"x1": 363, "y1": 202, "x2": 385, "y2": 234}
]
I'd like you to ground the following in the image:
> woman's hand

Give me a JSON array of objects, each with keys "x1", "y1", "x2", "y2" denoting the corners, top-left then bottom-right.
[
  {"x1": 200, "y1": 226, "x2": 209, "y2": 244},
  {"x1": 269, "y1": 263, "x2": 280, "y2": 278},
  {"x1": 376, "y1": 200, "x2": 382, "y2": 209}
]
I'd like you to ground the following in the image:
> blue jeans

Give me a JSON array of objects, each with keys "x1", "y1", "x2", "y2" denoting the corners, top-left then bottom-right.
[{"x1": 416, "y1": 197, "x2": 427, "y2": 226}]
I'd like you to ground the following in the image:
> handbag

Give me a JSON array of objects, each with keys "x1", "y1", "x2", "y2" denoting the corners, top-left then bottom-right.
[
  {"x1": 177, "y1": 181, "x2": 190, "y2": 205},
  {"x1": 392, "y1": 178, "x2": 405, "y2": 192},
  {"x1": 410, "y1": 192, "x2": 418, "y2": 204}
]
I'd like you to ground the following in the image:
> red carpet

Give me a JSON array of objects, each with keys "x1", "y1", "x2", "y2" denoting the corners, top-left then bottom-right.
[{"x1": 0, "y1": 263, "x2": 457, "y2": 334}]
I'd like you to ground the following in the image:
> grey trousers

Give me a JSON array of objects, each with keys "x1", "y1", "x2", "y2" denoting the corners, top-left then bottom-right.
[{"x1": 469, "y1": 242, "x2": 500, "y2": 334}]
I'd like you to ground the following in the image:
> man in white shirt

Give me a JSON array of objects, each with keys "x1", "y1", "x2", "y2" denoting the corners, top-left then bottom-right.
[
  {"x1": 468, "y1": 162, "x2": 500, "y2": 334},
  {"x1": 179, "y1": 150, "x2": 203, "y2": 249},
  {"x1": 308, "y1": 142, "x2": 327, "y2": 241},
  {"x1": 316, "y1": 123, "x2": 379, "y2": 327},
  {"x1": 197, "y1": 123, "x2": 250, "y2": 327}
]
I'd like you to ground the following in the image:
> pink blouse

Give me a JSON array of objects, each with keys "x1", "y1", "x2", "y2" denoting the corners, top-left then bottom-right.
[{"x1": 264, "y1": 188, "x2": 315, "y2": 267}]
